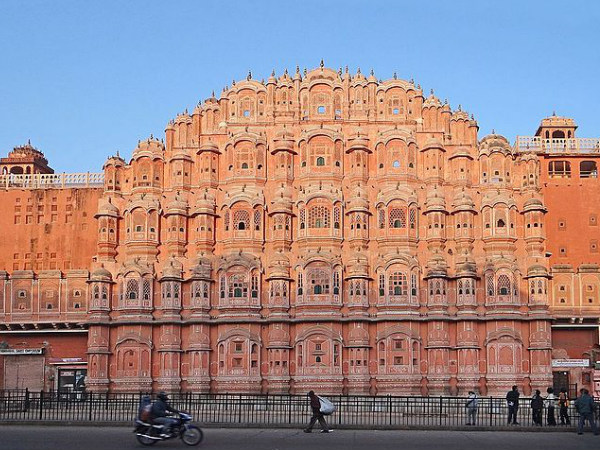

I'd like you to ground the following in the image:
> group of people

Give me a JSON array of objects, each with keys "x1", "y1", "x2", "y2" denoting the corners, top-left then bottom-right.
[{"x1": 467, "y1": 385, "x2": 598, "y2": 434}]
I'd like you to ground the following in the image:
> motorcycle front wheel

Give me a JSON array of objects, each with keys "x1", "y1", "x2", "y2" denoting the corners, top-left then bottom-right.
[
  {"x1": 181, "y1": 425, "x2": 203, "y2": 446},
  {"x1": 136, "y1": 432, "x2": 158, "y2": 446}
]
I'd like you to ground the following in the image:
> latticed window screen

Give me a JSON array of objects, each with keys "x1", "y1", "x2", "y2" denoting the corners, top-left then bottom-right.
[
  {"x1": 389, "y1": 272, "x2": 407, "y2": 296},
  {"x1": 174, "y1": 283, "x2": 180, "y2": 299},
  {"x1": 253, "y1": 210, "x2": 261, "y2": 230},
  {"x1": 143, "y1": 280, "x2": 151, "y2": 300},
  {"x1": 411, "y1": 274, "x2": 417, "y2": 296},
  {"x1": 378, "y1": 209, "x2": 385, "y2": 229},
  {"x1": 486, "y1": 274, "x2": 495, "y2": 296},
  {"x1": 497, "y1": 274, "x2": 511, "y2": 295},
  {"x1": 193, "y1": 281, "x2": 202, "y2": 298},
  {"x1": 333, "y1": 206, "x2": 341, "y2": 228},
  {"x1": 389, "y1": 208, "x2": 407, "y2": 228},
  {"x1": 229, "y1": 274, "x2": 248, "y2": 298},
  {"x1": 299, "y1": 208, "x2": 306, "y2": 228},
  {"x1": 409, "y1": 208, "x2": 416, "y2": 229},
  {"x1": 101, "y1": 285, "x2": 108, "y2": 300},
  {"x1": 233, "y1": 210, "x2": 250, "y2": 230},
  {"x1": 126, "y1": 279, "x2": 138, "y2": 300},
  {"x1": 297, "y1": 273, "x2": 303, "y2": 295},
  {"x1": 224, "y1": 211, "x2": 230, "y2": 230},
  {"x1": 308, "y1": 205, "x2": 330, "y2": 228},
  {"x1": 379, "y1": 274, "x2": 385, "y2": 296},
  {"x1": 251, "y1": 274, "x2": 259, "y2": 298},
  {"x1": 309, "y1": 269, "x2": 330, "y2": 294}
]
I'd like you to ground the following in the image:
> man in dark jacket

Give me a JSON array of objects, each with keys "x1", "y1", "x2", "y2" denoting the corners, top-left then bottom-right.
[
  {"x1": 575, "y1": 388, "x2": 598, "y2": 435},
  {"x1": 506, "y1": 385, "x2": 520, "y2": 425},
  {"x1": 151, "y1": 392, "x2": 179, "y2": 437},
  {"x1": 303, "y1": 391, "x2": 330, "y2": 433}
]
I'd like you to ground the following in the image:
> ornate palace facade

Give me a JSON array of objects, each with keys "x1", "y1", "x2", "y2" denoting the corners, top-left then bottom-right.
[{"x1": 1, "y1": 65, "x2": 562, "y2": 395}]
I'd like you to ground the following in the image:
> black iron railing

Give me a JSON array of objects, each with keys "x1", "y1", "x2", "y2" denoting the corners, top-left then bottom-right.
[{"x1": 0, "y1": 390, "x2": 597, "y2": 429}]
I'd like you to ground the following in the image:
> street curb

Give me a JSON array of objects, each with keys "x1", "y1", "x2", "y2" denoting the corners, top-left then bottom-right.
[{"x1": 0, "y1": 421, "x2": 583, "y2": 433}]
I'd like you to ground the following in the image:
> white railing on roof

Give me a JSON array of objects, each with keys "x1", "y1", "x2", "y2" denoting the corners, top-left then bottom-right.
[
  {"x1": 0, "y1": 172, "x2": 105, "y2": 189},
  {"x1": 515, "y1": 136, "x2": 600, "y2": 154}
]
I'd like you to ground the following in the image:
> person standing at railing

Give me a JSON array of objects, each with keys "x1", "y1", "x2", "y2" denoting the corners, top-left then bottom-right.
[
  {"x1": 545, "y1": 387, "x2": 557, "y2": 426},
  {"x1": 465, "y1": 391, "x2": 478, "y2": 425},
  {"x1": 575, "y1": 388, "x2": 598, "y2": 435},
  {"x1": 558, "y1": 388, "x2": 571, "y2": 425},
  {"x1": 530, "y1": 390, "x2": 543, "y2": 426},
  {"x1": 506, "y1": 385, "x2": 520, "y2": 425}
]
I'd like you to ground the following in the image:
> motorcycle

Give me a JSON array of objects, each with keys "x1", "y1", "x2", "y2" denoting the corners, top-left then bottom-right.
[{"x1": 134, "y1": 412, "x2": 204, "y2": 446}]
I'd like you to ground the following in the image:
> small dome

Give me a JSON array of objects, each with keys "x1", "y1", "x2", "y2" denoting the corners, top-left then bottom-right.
[
  {"x1": 91, "y1": 265, "x2": 113, "y2": 282},
  {"x1": 523, "y1": 196, "x2": 545, "y2": 212},
  {"x1": 165, "y1": 195, "x2": 188, "y2": 216},
  {"x1": 97, "y1": 198, "x2": 119, "y2": 217},
  {"x1": 423, "y1": 91, "x2": 442, "y2": 108},
  {"x1": 191, "y1": 257, "x2": 212, "y2": 279},
  {"x1": 132, "y1": 136, "x2": 165, "y2": 161},
  {"x1": 425, "y1": 187, "x2": 446, "y2": 212},
  {"x1": 479, "y1": 133, "x2": 512, "y2": 156},
  {"x1": 199, "y1": 141, "x2": 220, "y2": 153},
  {"x1": 348, "y1": 325, "x2": 369, "y2": 346},
  {"x1": 451, "y1": 189, "x2": 475, "y2": 213},
  {"x1": 267, "y1": 252, "x2": 291, "y2": 279},
  {"x1": 346, "y1": 251, "x2": 369, "y2": 278},
  {"x1": 192, "y1": 190, "x2": 216, "y2": 216},
  {"x1": 268, "y1": 326, "x2": 290, "y2": 347},
  {"x1": 347, "y1": 129, "x2": 371, "y2": 153},
  {"x1": 270, "y1": 185, "x2": 293, "y2": 214},
  {"x1": 527, "y1": 265, "x2": 548, "y2": 277},
  {"x1": 347, "y1": 185, "x2": 370, "y2": 212},
  {"x1": 161, "y1": 257, "x2": 183, "y2": 280}
]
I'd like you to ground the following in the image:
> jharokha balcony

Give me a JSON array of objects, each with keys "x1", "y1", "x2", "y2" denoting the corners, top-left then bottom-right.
[{"x1": 514, "y1": 136, "x2": 600, "y2": 154}]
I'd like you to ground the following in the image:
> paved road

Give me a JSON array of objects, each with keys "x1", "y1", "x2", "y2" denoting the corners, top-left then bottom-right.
[{"x1": 0, "y1": 426, "x2": 597, "y2": 450}]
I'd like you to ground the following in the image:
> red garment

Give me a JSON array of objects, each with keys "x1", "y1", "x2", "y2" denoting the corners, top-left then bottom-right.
[{"x1": 310, "y1": 395, "x2": 321, "y2": 410}]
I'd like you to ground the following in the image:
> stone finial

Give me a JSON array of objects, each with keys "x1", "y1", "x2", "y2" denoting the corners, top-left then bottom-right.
[
  {"x1": 430, "y1": 88, "x2": 434, "y2": 95},
  {"x1": 338, "y1": 67, "x2": 342, "y2": 76},
  {"x1": 357, "y1": 67, "x2": 361, "y2": 74},
  {"x1": 296, "y1": 65, "x2": 300, "y2": 74},
  {"x1": 370, "y1": 68, "x2": 374, "y2": 76},
  {"x1": 345, "y1": 65, "x2": 349, "y2": 73},
  {"x1": 393, "y1": 72, "x2": 397, "y2": 80},
  {"x1": 247, "y1": 70, "x2": 252, "y2": 80},
  {"x1": 458, "y1": 104, "x2": 462, "y2": 111},
  {"x1": 303, "y1": 67, "x2": 307, "y2": 76},
  {"x1": 211, "y1": 90, "x2": 215, "y2": 97},
  {"x1": 271, "y1": 69, "x2": 275, "y2": 76},
  {"x1": 320, "y1": 58, "x2": 324, "y2": 68}
]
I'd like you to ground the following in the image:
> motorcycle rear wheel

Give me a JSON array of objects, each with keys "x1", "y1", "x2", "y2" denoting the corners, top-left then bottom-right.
[
  {"x1": 136, "y1": 433, "x2": 158, "y2": 446},
  {"x1": 181, "y1": 425, "x2": 203, "y2": 446}
]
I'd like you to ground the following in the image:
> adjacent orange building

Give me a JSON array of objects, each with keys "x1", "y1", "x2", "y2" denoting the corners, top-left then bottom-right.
[
  {"x1": 515, "y1": 115, "x2": 600, "y2": 394},
  {"x1": 3, "y1": 65, "x2": 597, "y2": 396}
]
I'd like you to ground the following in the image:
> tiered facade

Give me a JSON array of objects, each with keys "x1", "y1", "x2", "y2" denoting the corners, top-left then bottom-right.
[{"x1": 1, "y1": 65, "x2": 558, "y2": 395}]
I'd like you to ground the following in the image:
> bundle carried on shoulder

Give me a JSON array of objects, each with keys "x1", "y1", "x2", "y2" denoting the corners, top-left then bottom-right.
[{"x1": 318, "y1": 396, "x2": 336, "y2": 415}]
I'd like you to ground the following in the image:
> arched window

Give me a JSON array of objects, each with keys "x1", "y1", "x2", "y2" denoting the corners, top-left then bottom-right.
[
  {"x1": 548, "y1": 160, "x2": 571, "y2": 178},
  {"x1": 229, "y1": 274, "x2": 248, "y2": 298},
  {"x1": 316, "y1": 156, "x2": 325, "y2": 166},
  {"x1": 497, "y1": 219, "x2": 506, "y2": 227},
  {"x1": 308, "y1": 205, "x2": 330, "y2": 228},
  {"x1": 389, "y1": 208, "x2": 406, "y2": 228},
  {"x1": 392, "y1": 160, "x2": 400, "y2": 168},
  {"x1": 308, "y1": 268, "x2": 330, "y2": 295},
  {"x1": 497, "y1": 274, "x2": 511, "y2": 296},
  {"x1": 389, "y1": 272, "x2": 407, "y2": 296},
  {"x1": 126, "y1": 279, "x2": 138, "y2": 300},
  {"x1": 580, "y1": 161, "x2": 598, "y2": 178},
  {"x1": 233, "y1": 210, "x2": 250, "y2": 230}
]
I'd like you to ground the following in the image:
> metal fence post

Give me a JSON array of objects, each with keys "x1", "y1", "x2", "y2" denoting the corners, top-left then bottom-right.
[
  {"x1": 39, "y1": 390, "x2": 44, "y2": 421},
  {"x1": 439, "y1": 396, "x2": 443, "y2": 427},
  {"x1": 489, "y1": 396, "x2": 493, "y2": 427}
]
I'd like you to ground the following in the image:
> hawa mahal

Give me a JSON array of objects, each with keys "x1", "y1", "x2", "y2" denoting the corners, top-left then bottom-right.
[{"x1": 0, "y1": 64, "x2": 598, "y2": 396}]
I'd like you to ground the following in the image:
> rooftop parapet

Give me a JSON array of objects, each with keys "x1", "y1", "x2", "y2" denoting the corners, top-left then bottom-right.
[
  {"x1": 514, "y1": 136, "x2": 600, "y2": 155},
  {"x1": 0, "y1": 172, "x2": 104, "y2": 189}
]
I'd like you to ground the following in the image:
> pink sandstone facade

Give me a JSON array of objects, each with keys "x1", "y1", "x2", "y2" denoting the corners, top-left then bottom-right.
[{"x1": 8, "y1": 64, "x2": 600, "y2": 396}]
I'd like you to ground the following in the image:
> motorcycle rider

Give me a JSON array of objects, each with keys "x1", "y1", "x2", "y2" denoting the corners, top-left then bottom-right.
[{"x1": 151, "y1": 392, "x2": 180, "y2": 437}]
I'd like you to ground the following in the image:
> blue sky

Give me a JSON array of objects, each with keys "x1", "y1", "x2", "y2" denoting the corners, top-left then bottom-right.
[{"x1": 0, "y1": 0, "x2": 599, "y2": 172}]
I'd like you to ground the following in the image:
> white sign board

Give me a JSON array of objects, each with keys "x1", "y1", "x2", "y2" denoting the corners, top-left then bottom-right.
[
  {"x1": 552, "y1": 358, "x2": 590, "y2": 368},
  {"x1": 0, "y1": 348, "x2": 44, "y2": 355}
]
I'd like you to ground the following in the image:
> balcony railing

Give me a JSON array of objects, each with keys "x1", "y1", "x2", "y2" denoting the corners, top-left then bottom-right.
[
  {"x1": 515, "y1": 136, "x2": 600, "y2": 154},
  {"x1": 0, "y1": 173, "x2": 104, "y2": 189}
]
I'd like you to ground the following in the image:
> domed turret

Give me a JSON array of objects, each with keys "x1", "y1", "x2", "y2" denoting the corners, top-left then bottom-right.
[
  {"x1": 91, "y1": 265, "x2": 113, "y2": 282},
  {"x1": 425, "y1": 187, "x2": 446, "y2": 212}
]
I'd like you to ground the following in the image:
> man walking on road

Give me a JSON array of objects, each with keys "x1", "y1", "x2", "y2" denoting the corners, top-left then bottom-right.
[
  {"x1": 575, "y1": 388, "x2": 598, "y2": 435},
  {"x1": 304, "y1": 391, "x2": 331, "y2": 433},
  {"x1": 506, "y1": 385, "x2": 520, "y2": 425}
]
